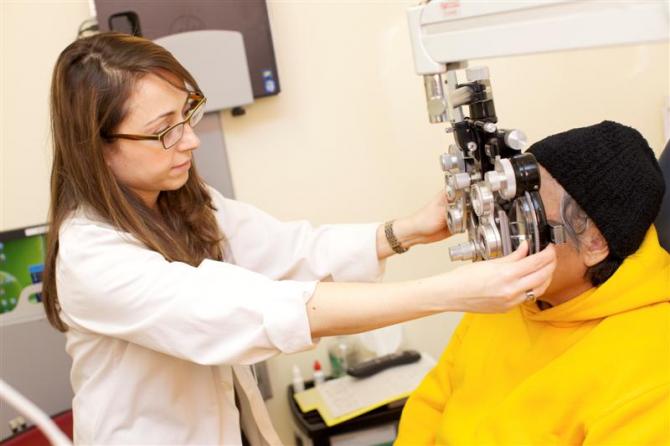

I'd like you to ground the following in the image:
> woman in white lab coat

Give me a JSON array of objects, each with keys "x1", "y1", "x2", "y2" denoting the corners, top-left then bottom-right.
[{"x1": 42, "y1": 33, "x2": 556, "y2": 445}]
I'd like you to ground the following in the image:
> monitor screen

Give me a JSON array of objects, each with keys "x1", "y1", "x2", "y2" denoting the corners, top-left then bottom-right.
[{"x1": 0, "y1": 225, "x2": 47, "y2": 318}]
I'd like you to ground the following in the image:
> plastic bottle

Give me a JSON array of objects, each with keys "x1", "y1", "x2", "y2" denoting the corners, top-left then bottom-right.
[
  {"x1": 328, "y1": 336, "x2": 359, "y2": 378},
  {"x1": 291, "y1": 365, "x2": 305, "y2": 392},
  {"x1": 312, "y1": 360, "x2": 325, "y2": 386}
]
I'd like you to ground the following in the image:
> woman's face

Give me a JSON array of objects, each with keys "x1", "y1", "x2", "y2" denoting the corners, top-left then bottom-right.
[{"x1": 104, "y1": 73, "x2": 200, "y2": 208}]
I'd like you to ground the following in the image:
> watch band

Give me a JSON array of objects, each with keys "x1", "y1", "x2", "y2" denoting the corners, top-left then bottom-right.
[{"x1": 384, "y1": 220, "x2": 408, "y2": 254}]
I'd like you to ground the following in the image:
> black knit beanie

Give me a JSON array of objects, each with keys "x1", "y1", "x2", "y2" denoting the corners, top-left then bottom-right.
[{"x1": 527, "y1": 120, "x2": 665, "y2": 259}]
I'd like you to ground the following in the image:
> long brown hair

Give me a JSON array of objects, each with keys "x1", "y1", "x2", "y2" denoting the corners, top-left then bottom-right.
[{"x1": 44, "y1": 33, "x2": 224, "y2": 331}]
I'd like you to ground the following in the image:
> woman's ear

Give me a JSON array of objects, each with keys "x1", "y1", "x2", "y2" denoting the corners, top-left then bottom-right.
[
  {"x1": 102, "y1": 142, "x2": 115, "y2": 168},
  {"x1": 581, "y1": 227, "x2": 610, "y2": 267}
]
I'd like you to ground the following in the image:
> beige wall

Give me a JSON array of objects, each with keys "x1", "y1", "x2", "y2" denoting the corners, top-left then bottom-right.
[
  {"x1": 1, "y1": 0, "x2": 91, "y2": 229},
  {"x1": 2, "y1": 1, "x2": 668, "y2": 445}
]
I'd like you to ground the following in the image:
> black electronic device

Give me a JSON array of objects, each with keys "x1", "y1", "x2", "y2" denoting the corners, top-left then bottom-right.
[
  {"x1": 346, "y1": 350, "x2": 421, "y2": 379},
  {"x1": 94, "y1": 0, "x2": 280, "y2": 99}
]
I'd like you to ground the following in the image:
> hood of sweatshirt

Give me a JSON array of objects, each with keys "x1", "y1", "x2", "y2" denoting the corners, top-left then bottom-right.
[{"x1": 521, "y1": 226, "x2": 669, "y2": 323}]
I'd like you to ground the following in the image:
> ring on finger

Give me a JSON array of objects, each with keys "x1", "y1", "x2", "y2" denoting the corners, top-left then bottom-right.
[{"x1": 525, "y1": 289, "x2": 536, "y2": 303}]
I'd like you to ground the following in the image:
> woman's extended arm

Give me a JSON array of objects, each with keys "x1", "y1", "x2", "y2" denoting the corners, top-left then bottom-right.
[{"x1": 308, "y1": 241, "x2": 556, "y2": 337}]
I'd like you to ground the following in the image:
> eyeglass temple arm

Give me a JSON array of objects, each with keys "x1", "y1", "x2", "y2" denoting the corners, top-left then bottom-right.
[{"x1": 108, "y1": 133, "x2": 161, "y2": 140}]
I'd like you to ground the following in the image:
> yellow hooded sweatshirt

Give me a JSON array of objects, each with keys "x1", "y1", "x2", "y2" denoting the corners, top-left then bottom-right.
[{"x1": 396, "y1": 227, "x2": 670, "y2": 445}]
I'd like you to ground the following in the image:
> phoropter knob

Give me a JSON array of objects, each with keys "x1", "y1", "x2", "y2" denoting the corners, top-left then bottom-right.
[
  {"x1": 503, "y1": 129, "x2": 527, "y2": 151},
  {"x1": 470, "y1": 183, "x2": 495, "y2": 217},
  {"x1": 445, "y1": 172, "x2": 471, "y2": 201},
  {"x1": 484, "y1": 158, "x2": 517, "y2": 200},
  {"x1": 449, "y1": 241, "x2": 477, "y2": 261},
  {"x1": 446, "y1": 204, "x2": 466, "y2": 234},
  {"x1": 440, "y1": 152, "x2": 459, "y2": 172}
]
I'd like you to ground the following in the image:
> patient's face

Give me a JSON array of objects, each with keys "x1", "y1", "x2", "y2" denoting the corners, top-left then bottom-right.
[{"x1": 537, "y1": 166, "x2": 594, "y2": 305}]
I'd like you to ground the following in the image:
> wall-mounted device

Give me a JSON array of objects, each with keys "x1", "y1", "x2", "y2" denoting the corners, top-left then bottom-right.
[{"x1": 94, "y1": 0, "x2": 280, "y2": 99}]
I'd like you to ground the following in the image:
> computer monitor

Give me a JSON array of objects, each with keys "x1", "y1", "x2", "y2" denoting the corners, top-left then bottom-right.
[
  {"x1": 0, "y1": 224, "x2": 74, "y2": 441},
  {"x1": 0, "y1": 225, "x2": 47, "y2": 322}
]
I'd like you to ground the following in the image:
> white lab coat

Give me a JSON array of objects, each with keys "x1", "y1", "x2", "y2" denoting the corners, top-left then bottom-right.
[{"x1": 56, "y1": 186, "x2": 385, "y2": 445}]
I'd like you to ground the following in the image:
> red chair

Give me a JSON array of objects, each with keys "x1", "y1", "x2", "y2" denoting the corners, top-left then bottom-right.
[{"x1": 1, "y1": 410, "x2": 73, "y2": 446}]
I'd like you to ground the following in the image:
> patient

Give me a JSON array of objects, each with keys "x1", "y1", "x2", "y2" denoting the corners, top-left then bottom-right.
[{"x1": 396, "y1": 121, "x2": 669, "y2": 445}]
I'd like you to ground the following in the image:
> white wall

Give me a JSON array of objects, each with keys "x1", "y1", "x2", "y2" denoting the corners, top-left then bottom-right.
[{"x1": 2, "y1": 1, "x2": 668, "y2": 445}]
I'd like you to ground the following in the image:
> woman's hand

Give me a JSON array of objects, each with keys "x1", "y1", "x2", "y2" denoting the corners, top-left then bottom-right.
[
  {"x1": 405, "y1": 190, "x2": 451, "y2": 245},
  {"x1": 434, "y1": 241, "x2": 557, "y2": 313},
  {"x1": 376, "y1": 191, "x2": 450, "y2": 259}
]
